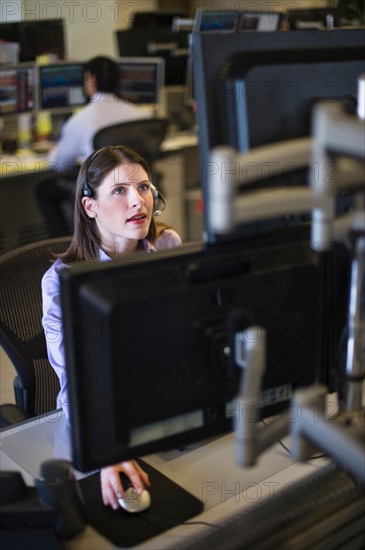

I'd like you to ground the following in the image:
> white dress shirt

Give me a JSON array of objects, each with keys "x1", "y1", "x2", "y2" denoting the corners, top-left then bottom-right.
[{"x1": 48, "y1": 92, "x2": 151, "y2": 171}]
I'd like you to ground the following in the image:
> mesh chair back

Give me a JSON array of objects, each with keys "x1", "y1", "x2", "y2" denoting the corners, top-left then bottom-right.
[
  {"x1": 92, "y1": 118, "x2": 169, "y2": 165},
  {"x1": 0, "y1": 237, "x2": 71, "y2": 416}
]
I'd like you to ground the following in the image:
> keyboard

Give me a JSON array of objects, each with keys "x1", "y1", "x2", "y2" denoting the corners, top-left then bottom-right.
[{"x1": 173, "y1": 463, "x2": 365, "y2": 550}]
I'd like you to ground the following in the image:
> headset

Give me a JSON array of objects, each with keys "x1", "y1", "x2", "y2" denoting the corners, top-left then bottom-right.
[{"x1": 82, "y1": 147, "x2": 166, "y2": 216}]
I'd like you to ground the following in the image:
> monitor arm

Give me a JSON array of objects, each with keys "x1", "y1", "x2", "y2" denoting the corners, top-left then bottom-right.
[{"x1": 208, "y1": 100, "x2": 364, "y2": 484}]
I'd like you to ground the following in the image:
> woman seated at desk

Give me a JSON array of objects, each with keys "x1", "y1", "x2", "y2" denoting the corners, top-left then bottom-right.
[{"x1": 41, "y1": 145, "x2": 181, "y2": 509}]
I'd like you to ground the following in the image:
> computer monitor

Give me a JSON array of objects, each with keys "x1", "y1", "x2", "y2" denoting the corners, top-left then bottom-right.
[
  {"x1": 116, "y1": 57, "x2": 165, "y2": 110},
  {"x1": 116, "y1": 29, "x2": 190, "y2": 86},
  {"x1": 191, "y1": 27, "x2": 365, "y2": 242},
  {"x1": 0, "y1": 19, "x2": 66, "y2": 62},
  {"x1": 60, "y1": 237, "x2": 320, "y2": 472},
  {"x1": 194, "y1": 9, "x2": 241, "y2": 31},
  {"x1": 0, "y1": 63, "x2": 36, "y2": 116},
  {"x1": 37, "y1": 62, "x2": 86, "y2": 113}
]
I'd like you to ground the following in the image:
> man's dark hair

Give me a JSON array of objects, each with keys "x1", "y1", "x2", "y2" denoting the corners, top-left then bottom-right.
[{"x1": 83, "y1": 56, "x2": 120, "y2": 95}]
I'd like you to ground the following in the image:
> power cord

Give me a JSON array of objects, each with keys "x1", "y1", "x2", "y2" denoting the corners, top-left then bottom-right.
[{"x1": 261, "y1": 419, "x2": 327, "y2": 460}]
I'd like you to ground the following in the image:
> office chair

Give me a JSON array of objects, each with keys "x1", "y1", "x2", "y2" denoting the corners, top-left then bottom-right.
[
  {"x1": 0, "y1": 237, "x2": 71, "y2": 427},
  {"x1": 36, "y1": 165, "x2": 79, "y2": 238},
  {"x1": 93, "y1": 118, "x2": 169, "y2": 188}
]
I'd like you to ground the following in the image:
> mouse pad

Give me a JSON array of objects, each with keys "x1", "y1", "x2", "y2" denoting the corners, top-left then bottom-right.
[{"x1": 77, "y1": 459, "x2": 204, "y2": 547}]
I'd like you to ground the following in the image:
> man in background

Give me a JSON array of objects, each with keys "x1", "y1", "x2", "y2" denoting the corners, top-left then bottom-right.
[{"x1": 37, "y1": 56, "x2": 151, "y2": 236}]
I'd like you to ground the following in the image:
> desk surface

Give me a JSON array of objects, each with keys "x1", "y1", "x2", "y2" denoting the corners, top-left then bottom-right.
[
  {"x1": 0, "y1": 411, "x2": 330, "y2": 549},
  {"x1": 0, "y1": 132, "x2": 198, "y2": 177}
]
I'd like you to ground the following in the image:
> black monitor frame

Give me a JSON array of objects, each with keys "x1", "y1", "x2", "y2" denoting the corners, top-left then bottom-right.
[
  {"x1": 60, "y1": 236, "x2": 320, "y2": 472},
  {"x1": 191, "y1": 28, "x2": 365, "y2": 243}
]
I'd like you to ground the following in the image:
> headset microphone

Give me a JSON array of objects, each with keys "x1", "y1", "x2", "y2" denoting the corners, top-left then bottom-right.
[{"x1": 151, "y1": 184, "x2": 166, "y2": 216}]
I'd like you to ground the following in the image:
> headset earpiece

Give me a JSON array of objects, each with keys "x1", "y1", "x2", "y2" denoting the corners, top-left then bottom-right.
[
  {"x1": 82, "y1": 177, "x2": 93, "y2": 197},
  {"x1": 82, "y1": 149, "x2": 103, "y2": 197}
]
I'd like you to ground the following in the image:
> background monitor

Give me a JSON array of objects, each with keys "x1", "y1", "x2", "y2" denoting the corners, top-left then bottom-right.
[
  {"x1": 0, "y1": 63, "x2": 36, "y2": 116},
  {"x1": 194, "y1": 9, "x2": 241, "y2": 31},
  {"x1": 0, "y1": 19, "x2": 66, "y2": 62},
  {"x1": 60, "y1": 237, "x2": 320, "y2": 472},
  {"x1": 38, "y1": 62, "x2": 85, "y2": 113},
  {"x1": 116, "y1": 56, "x2": 164, "y2": 109},
  {"x1": 116, "y1": 29, "x2": 190, "y2": 86}
]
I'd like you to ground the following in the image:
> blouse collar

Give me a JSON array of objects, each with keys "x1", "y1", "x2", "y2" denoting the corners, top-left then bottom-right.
[{"x1": 98, "y1": 239, "x2": 156, "y2": 261}]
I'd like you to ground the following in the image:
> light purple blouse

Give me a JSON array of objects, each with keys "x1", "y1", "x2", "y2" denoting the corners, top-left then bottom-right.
[{"x1": 41, "y1": 230, "x2": 182, "y2": 425}]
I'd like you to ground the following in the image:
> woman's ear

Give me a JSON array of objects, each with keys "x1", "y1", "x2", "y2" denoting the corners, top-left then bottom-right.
[{"x1": 82, "y1": 196, "x2": 96, "y2": 218}]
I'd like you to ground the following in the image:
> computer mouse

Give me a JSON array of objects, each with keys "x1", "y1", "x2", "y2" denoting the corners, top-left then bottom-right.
[{"x1": 118, "y1": 487, "x2": 151, "y2": 513}]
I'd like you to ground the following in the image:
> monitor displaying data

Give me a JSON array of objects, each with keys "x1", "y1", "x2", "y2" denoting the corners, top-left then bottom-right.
[
  {"x1": 117, "y1": 57, "x2": 164, "y2": 108},
  {"x1": 0, "y1": 64, "x2": 36, "y2": 116},
  {"x1": 38, "y1": 62, "x2": 85, "y2": 112},
  {"x1": 116, "y1": 29, "x2": 190, "y2": 86}
]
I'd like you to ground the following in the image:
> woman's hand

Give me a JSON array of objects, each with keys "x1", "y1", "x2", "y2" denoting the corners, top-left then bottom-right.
[{"x1": 100, "y1": 460, "x2": 151, "y2": 510}]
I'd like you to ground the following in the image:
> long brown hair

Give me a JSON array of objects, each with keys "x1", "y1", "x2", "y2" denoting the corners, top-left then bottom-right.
[{"x1": 59, "y1": 145, "x2": 157, "y2": 263}]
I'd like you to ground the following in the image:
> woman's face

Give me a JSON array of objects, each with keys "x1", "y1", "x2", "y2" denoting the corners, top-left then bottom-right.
[{"x1": 82, "y1": 162, "x2": 154, "y2": 254}]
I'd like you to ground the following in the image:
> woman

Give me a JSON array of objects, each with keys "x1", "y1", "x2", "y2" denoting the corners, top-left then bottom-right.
[{"x1": 41, "y1": 145, "x2": 182, "y2": 509}]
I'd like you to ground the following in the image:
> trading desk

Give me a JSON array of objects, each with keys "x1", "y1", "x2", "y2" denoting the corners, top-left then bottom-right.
[
  {"x1": 0, "y1": 132, "x2": 200, "y2": 253},
  {"x1": 0, "y1": 409, "x2": 333, "y2": 549}
]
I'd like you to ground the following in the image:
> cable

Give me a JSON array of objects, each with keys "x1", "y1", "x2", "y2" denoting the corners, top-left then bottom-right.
[
  {"x1": 140, "y1": 512, "x2": 219, "y2": 530},
  {"x1": 261, "y1": 419, "x2": 327, "y2": 460}
]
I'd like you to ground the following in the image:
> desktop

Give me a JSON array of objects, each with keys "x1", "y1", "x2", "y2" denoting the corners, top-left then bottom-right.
[
  {"x1": 59, "y1": 237, "x2": 320, "y2": 473},
  {"x1": 0, "y1": 64, "x2": 36, "y2": 116}
]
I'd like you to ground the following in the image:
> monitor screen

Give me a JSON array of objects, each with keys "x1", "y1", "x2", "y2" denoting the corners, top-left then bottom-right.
[
  {"x1": 60, "y1": 236, "x2": 320, "y2": 472},
  {"x1": 116, "y1": 57, "x2": 164, "y2": 108},
  {"x1": 38, "y1": 62, "x2": 85, "y2": 112},
  {"x1": 116, "y1": 29, "x2": 190, "y2": 86},
  {"x1": 0, "y1": 64, "x2": 36, "y2": 116},
  {"x1": 195, "y1": 9, "x2": 241, "y2": 31}
]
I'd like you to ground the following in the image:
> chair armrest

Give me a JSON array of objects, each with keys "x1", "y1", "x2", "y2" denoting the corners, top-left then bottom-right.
[{"x1": 0, "y1": 403, "x2": 33, "y2": 428}]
